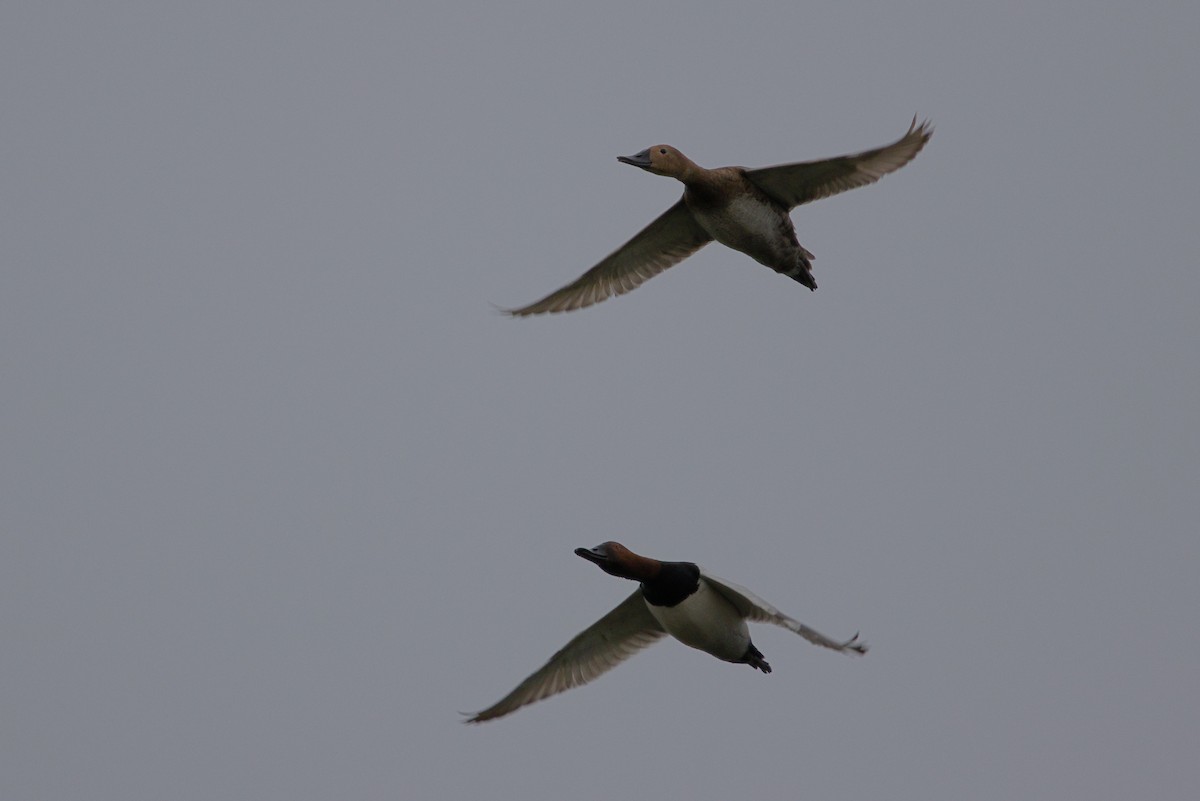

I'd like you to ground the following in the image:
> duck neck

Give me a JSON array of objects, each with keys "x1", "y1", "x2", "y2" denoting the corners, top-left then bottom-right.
[
  {"x1": 673, "y1": 157, "x2": 703, "y2": 186},
  {"x1": 615, "y1": 550, "x2": 662, "y2": 582}
]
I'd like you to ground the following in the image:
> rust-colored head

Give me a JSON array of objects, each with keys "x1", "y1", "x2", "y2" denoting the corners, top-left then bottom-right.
[
  {"x1": 574, "y1": 541, "x2": 662, "y2": 582},
  {"x1": 617, "y1": 145, "x2": 698, "y2": 180}
]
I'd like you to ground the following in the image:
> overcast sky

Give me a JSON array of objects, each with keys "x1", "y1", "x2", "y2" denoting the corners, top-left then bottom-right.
[{"x1": 3, "y1": 2, "x2": 1198, "y2": 800}]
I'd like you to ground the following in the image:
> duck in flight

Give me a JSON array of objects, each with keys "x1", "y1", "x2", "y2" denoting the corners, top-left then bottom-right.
[
  {"x1": 505, "y1": 118, "x2": 932, "y2": 316},
  {"x1": 466, "y1": 542, "x2": 866, "y2": 722}
]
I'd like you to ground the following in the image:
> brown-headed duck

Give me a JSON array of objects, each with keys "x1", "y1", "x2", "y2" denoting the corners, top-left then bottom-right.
[
  {"x1": 466, "y1": 541, "x2": 865, "y2": 722},
  {"x1": 505, "y1": 118, "x2": 932, "y2": 315}
]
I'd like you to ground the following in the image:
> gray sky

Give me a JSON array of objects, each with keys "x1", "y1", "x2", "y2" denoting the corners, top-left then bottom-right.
[{"x1": 3, "y1": 2, "x2": 1198, "y2": 799}]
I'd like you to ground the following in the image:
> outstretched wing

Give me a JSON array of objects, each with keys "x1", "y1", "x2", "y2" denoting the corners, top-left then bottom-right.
[
  {"x1": 505, "y1": 200, "x2": 711, "y2": 316},
  {"x1": 466, "y1": 591, "x2": 666, "y2": 722},
  {"x1": 744, "y1": 118, "x2": 932, "y2": 210},
  {"x1": 701, "y1": 570, "x2": 867, "y2": 655}
]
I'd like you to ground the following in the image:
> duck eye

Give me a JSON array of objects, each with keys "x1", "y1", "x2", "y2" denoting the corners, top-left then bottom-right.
[{"x1": 659, "y1": 148, "x2": 668, "y2": 155}]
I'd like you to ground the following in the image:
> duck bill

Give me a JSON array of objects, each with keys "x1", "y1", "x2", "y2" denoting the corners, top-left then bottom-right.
[
  {"x1": 616, "y1": 150, "x2": 653, "y2": 170},
  {"x1": 575, "y1": 545, "x2": 610, "y2": 566}
]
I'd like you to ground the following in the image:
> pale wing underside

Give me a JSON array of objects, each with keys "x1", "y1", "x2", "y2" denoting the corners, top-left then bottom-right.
[
  {"x1": 701, "y1": 570, "x2": 867, "y2": 655},
  {"x1": 505, "y1": 199, "x2": 712, "y2": 316},
  {"x1": 466, "y1": 591, "x2": 666, "y2": 722},
  {"x1": 744, "y1": 118, "x2": 932, "y2": 210}
]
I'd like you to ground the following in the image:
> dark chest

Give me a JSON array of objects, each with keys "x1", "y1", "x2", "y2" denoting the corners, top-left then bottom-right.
[{"x1": 641, "y1": 562, "x2": 701, "y2": 607}]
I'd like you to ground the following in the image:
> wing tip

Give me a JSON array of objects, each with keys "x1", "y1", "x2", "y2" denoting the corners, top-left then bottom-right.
[
  {"x1": 462, "y1": 703, "x2": 514, "y2": 723},
  {"x1": 843, "y1": 631, "x2": 869, "y2": 655},
  {"x1": 907, "y1": 114, "x2": 934, "y2": 144},
  {"x1": 498, "y1": 289, "x2": 614, "y2": 317}
]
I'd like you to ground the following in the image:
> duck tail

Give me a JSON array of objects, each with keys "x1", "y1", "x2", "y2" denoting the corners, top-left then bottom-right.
[
  {"x1": 778, "y1": 249, "x2": 817, "y2": 291},
  {"x1": 742, "y1": 643, "x2": 772, "y2": 674}
]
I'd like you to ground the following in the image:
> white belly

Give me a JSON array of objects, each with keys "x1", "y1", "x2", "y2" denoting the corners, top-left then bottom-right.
[
  {"x1": 646, "y1": 580, "x2": 751, "y2": 663},
  {"x1": 692, "y1": 196, "x2": 793, "y2": 266}
]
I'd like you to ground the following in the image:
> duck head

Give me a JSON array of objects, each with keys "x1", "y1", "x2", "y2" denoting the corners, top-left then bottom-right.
[
  {"x1": 575, "y1": 541, "x2": 662, "y2": 581},
  {"x1": 617, "y1": 145, "x2": 698, "y2": 180}
]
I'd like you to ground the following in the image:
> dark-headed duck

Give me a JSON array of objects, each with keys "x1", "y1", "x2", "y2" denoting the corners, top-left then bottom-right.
[
  {"x1": 505, "y1": 118, "x2": 931, "y2": 315},
  {"x1": 466, "y1": 541, "x2": 865, "y2": 722}
]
